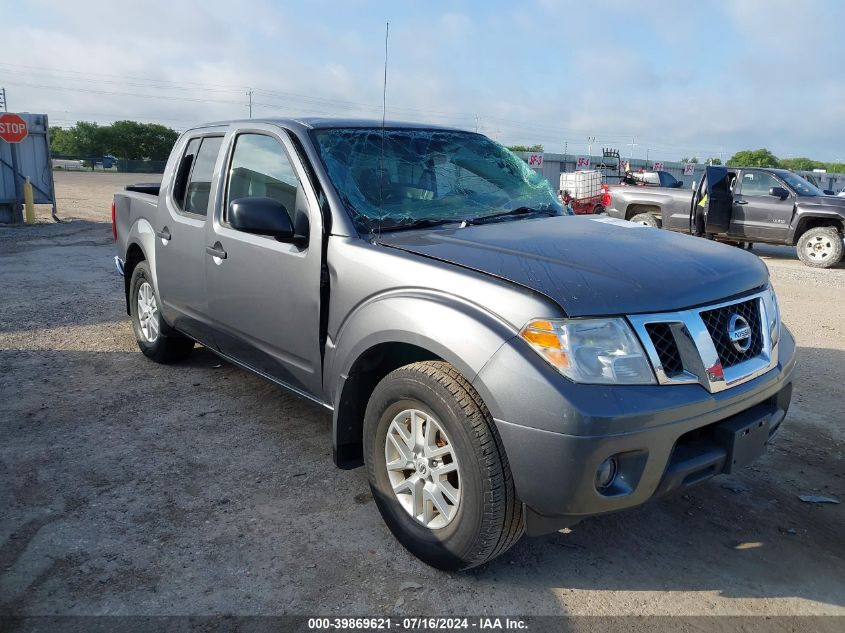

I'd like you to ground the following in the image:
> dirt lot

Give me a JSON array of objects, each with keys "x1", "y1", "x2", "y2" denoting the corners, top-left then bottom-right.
[{"x1": 1, "y1": 172, "x2": 843, "y2": 618}]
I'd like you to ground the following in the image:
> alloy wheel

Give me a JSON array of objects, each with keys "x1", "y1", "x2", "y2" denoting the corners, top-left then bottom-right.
[{"x1": 384, "y1": 408, "x2": 461, "y2": 529}]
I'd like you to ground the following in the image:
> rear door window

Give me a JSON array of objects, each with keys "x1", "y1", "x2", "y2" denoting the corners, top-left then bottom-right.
[
  {"x1": 172, "y1": 138, "x2": 201, "y2": 210},
  {"x1": 183, "y1": 136, "x2": 224, "y2": 216}
]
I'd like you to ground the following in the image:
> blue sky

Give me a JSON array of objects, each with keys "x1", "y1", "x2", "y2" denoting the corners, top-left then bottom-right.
[{"x1": 2, "y1": 0, "x2": 844, "y2": 161}]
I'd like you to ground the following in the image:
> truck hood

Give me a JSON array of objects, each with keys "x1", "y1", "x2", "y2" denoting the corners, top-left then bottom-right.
[
  {"x1": 802, "y1": 195, "x2": 845, "y2": 211},
  {"x1": 376, "y1": 216, "x2": 769, "y2": 317}
]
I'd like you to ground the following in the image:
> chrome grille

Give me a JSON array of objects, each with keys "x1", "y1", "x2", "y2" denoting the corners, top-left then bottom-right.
[
  {"x1": 700, "y1": 298, "x2": 762, "y2": 368},
  {"x1": 628, "y1": 289, "x2": 778, "y2": 394},
  {"x1": 644, "y1": 323, "x2": 683, "y2": 376}
]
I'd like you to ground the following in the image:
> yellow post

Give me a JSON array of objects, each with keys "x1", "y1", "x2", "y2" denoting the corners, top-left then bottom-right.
[{"x1": 24, "y1": 177, "x2": 36, "y2": 224}]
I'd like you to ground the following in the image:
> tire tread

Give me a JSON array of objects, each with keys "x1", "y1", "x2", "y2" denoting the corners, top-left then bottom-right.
[{"x1": 383, "y1": 360, "x2": 524, "y2": 568}]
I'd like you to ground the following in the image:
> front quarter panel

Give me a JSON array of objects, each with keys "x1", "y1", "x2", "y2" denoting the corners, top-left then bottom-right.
[{"x1": 325, "y1": 236, "x2": 562, "y2": 402}]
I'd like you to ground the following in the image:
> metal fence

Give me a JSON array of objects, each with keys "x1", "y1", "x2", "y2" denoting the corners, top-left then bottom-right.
[
  {"x1": 516, "y1": 152, "x2": 845, "y2": 194},
  {"x1": 52, "y1": 155, "x2": 167, "y2": 174}
]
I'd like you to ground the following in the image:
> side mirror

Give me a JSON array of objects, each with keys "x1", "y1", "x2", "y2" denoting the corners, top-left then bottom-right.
[
  {"x1": 823, "y1": 189, "x2": 835, "y2": 196},
  {"x1": 229, "y1": 197, "x2": 305, "y2": 244},
  {"x1": 769, "y1": 187, "x2": 789, "y2": 200}
]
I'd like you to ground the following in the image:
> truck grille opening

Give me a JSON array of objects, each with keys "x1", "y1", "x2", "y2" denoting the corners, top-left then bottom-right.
[
  {"x1": 644, "y1": 323, "x2": 683, "y2": 376},
  {"x1": 700, "y1": 298, "x2": 762, "y2": 368}
]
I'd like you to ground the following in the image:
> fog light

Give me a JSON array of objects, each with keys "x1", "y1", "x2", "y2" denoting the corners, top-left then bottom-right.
[{"x1": 596, "y1": 457, "x2": 618, "y2": 490}]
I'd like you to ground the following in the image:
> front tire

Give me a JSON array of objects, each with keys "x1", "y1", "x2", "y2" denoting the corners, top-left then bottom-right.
[
  {"x1": 129, "y1": 261, "x2": 194, "y2": 363},
  {"x1": 363, "y1": 361, "x2": 523, "y2": 570},
  {"x1": 796, "y1": 226, "x2": 844, "y2": 268}
]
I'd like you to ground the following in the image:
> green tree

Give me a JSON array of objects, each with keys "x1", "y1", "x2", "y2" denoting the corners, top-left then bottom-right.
[
  {"x1": 507, "y1": 144, "x2": 544, "y2": 152},
  {"x1": 728, "y1": 148, "x2": 779, "y2": 167},
  {"x1": 47, "y1": 120, "x2": 179, "y2": 160},
  {"x1": 102, "y1": 120, "x2": 146, "y2": 160},
  {"x1": 779, "y1": 157, "x2": 825, "y2": 172},
  {"x1": 681, "y1": 157, "x2": 699, "y2": 164},
  {"x1": 71, "y1": 121, "x2": 109, "y2": 157},
  {"x1": 49, "y1": 127, "x2": 75, "y2": 155},
  {"x1": 706, "y1": 157, "x2": 722, "y2": 165}
]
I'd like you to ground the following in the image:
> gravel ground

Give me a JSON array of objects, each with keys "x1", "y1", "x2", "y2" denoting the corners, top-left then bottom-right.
[{"x1": 0, "y1": 172, "x2": 843, "y2": 618}]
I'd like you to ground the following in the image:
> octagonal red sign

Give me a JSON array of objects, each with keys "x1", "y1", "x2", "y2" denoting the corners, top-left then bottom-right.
[{"x1": 0, "y1": 113, "x2": 29, "y2": 143}]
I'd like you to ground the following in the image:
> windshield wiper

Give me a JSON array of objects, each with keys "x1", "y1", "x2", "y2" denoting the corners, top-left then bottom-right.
[
  {"x1": 374, "y1": 217, "x2": 462, "y2": 233},
  {"x1": 463, "y1": 206, "x2": 558, "y2": 226}
]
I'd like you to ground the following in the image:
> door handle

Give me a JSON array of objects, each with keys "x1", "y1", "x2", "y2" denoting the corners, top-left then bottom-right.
[
  {"x1": 206, "y1": 243, "x2": 227, "y2": 260},
  {"x1": 156, "y1": 226, "x2": 171, "y2": 240},
  {"x1": 735, "y1": 200, "x2": 748, "y2": 205}
]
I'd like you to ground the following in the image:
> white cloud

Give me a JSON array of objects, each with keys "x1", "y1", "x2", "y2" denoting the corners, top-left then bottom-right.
[{"x1": 2, "y1": 0, "x2": 844, "y2": 161}]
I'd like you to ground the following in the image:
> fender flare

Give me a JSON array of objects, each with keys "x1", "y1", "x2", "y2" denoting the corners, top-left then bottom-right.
[
  {"x1": 788, "y1": 211, "x2": 845, "y2": 244},
  {"x1": 122, "y1": 218, "x2": 158, "y2": 311},
  {"x1": 326, "y1": 290, "x2": 519, "y2": 467}
]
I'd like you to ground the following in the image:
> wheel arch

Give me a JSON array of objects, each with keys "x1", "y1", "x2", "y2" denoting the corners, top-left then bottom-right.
[
  {"x1": 791, "y1": 215, "x2": 844, "y2": 244},
  {"x1": 333, "y1": 341, "x2": 442, "y2": 468},
  {"x1": 625, "y1": 203, "x2": 661, "y2": 220},
  {"x1": 122, "y1": 217, "x2": 159, "y2": 313},
  {"x1": 328, "y1": 294, "x2": 518, "y2": 469},
  {"x1": 123, "y1": 242, "x2": 146, "y2": 314}
]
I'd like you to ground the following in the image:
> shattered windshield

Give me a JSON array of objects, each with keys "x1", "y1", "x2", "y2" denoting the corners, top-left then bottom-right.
[{"x1": 312, "y1": 127, "x2": 567, "y2": 232}]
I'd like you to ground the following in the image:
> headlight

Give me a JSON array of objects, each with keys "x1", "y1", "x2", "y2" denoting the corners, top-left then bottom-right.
[
  {"x1": 766, "y1": 284, "x2": 781, "y2": 346},
  {"x1": 519, "y1": 318, "x2": 655, "y2": 385}
]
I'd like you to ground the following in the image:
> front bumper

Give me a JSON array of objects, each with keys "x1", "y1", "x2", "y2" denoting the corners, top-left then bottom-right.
[{"x1": 472, "y1": 326, "x2": 796, "y2": 536}]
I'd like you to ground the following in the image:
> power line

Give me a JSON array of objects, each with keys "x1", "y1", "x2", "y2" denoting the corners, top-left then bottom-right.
[
  {"x1": 1, "y1": 62, "x2": 733, "y2": 159},
  {"x1": 0, "y1": 61, "x2": 250, "y2": 92}
]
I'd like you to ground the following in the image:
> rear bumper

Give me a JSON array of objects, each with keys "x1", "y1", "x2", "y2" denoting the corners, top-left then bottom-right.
[{"x1": 473, "y1": 326, "x2": 796, "y2": 536}]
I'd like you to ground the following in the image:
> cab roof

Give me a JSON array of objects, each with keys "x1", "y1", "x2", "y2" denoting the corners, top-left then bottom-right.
[{"x1": 187, "y1": 117, "x2": 469, "y2": 134}]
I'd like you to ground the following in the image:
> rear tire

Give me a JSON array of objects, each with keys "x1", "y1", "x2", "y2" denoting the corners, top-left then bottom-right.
[
  {"x1": 129, "y1": 261, "x2": 194, "y2": 363},
  {"x1": 629, "y1": 212, "x2": 659, "y2": 228},
  {"x1": 796, "y1": 226, "x2": 843, "y2": 268},
  {"x1": 363, "y1": 361, "x2": 523, "y2": 570}
]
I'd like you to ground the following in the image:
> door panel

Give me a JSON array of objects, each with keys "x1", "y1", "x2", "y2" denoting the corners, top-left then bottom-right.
[
  {"x1": 155, "y1": 135, "x2": 224, "y2": 344},
  {"x1": 704, "y1": 166, "x2": 732, "y2": 234},
  {"x1": 731, "y1": 170, "x2": 793, "y2": 241},
  {"x1": 206, "y1": 129, "x2": 324, "y2": 397}
]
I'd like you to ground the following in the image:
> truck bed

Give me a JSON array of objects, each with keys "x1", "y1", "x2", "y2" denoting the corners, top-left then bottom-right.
[{"x1": 125, "y1": 183, "x2": 161, "y2": 197}]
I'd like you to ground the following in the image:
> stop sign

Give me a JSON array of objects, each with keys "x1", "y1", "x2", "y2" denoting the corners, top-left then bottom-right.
[{"x1": 0, "y1": 113, "x2": 29, "y2": 143}]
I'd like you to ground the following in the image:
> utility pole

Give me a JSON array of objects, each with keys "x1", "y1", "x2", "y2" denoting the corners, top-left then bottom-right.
[
  {"x1": 0, "y1": 87, "x2": 7, "y2": 112},
  {"x1": 247, "y1": 89, "x2": 253, "y2": 118},
  {"x1": 587, "y1": 136, "x2": 596, "y2": 158},
  {"x1": 475, "y1": 114, "x2": 479, "y2": 133},
  {"x1": 628, "y1": 137, "x2": 637, "y2": 160}
]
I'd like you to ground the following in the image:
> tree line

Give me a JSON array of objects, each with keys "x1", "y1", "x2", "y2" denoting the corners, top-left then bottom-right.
[
  {"x1": 50, "y1": 120, "x2": 179, "y2": 161},
  {"x1": 725, "y1": 148, "x2": 845, "y2": 173}
]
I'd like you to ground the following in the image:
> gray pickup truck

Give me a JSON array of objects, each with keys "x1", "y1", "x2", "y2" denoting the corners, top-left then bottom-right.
[
  {"x1": 114, "y1": 119, "x2": 795, "y2": 570},
  {"x1": 607, "y1": 166, "x2": 845, "y2": 268}
]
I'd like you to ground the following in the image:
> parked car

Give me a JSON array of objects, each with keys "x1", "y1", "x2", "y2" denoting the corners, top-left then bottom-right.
[
  {"x1": 113, "y1": 119, "x2": 796, "y2": 570},
  {"x1": 607, "y1": 167, "x2": 845, "y2": 268}
]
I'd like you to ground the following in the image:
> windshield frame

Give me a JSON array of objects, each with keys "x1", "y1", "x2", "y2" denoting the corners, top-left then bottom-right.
[{"x1": 309, "y1": 126, "x2": 568, "y2": 234}]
